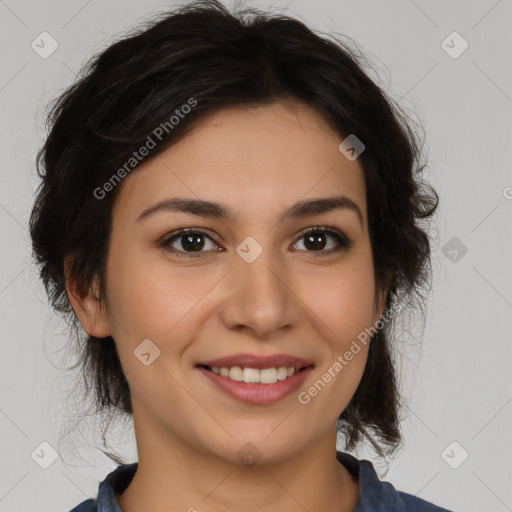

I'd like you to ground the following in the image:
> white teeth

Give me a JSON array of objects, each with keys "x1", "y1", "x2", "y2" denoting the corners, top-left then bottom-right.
[
  {"x1": 243, "y1": 367, "x2": 260, "y2": 383},
  {"x1": 208, "y1": 366, "x2": 298, "y2": 384},
  {"x1": 276, "y1": 367, "x2": 288, "y2": 381},
  {"x1": 230, "y1": 366, "x2": 243, "y2": 382}
]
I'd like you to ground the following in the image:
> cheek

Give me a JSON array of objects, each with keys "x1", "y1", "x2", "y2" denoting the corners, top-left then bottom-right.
[
  {"x1": 105, "y1": 247, "x2": 220, "y2": 350},
  {"x1": 302, "y1": 272, "x2": 374, "y2": 414},
  {"x1": 299, "y1": 260, "x2": 375, "y2": 399},
  {"x1": 303, "y1": 261, "x2": 377, "y2": 341}
]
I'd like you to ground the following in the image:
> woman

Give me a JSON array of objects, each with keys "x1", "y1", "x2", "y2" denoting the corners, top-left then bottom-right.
[{"x1": 29, "y1": 0, "x2": 452, "y2": 510}]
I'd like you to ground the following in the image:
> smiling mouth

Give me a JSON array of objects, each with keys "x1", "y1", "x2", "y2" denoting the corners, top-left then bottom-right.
[{"x1": 197, "y1": 364, "x2": 313, "y2": 385}]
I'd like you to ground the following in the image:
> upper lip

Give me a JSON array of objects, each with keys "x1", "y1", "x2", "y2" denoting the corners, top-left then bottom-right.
[{"x1": 197, "y1": 353, "x2": 314, "y2": 370}]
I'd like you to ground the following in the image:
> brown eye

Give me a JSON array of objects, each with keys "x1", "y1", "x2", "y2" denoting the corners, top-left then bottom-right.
[
  {"x1": 160, "y1": 226, "x2": 352, "y2": 259},
  {"x1": 161, "y1": 228, "x2": 219, "y2": 257},
  {"x1": 293, "y1": 227, "x2": 352, "y2": 255}
]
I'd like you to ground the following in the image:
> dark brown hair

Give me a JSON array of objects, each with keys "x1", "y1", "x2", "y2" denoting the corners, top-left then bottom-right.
[{"x1": 29, "y1": 0, "x2": 438, "y2": 464}]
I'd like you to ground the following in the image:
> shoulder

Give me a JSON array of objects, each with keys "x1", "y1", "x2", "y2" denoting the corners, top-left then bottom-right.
[
  {"x1": 68, "y1": 498, "x2": 97, "y2": 512},
  {"x1": 397, "y1": 489, "x2": 453, "y2": 511},
  {"x1": 336, "y1": 452, "x2": 453, "y2": 512},
  {"x1": 68, "y1": 462, "x2": 138, "y2": 512}
]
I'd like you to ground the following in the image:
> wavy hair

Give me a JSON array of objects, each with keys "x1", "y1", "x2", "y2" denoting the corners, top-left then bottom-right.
[{"x1": 29, "y1": 0, "x2": 438, "y2": 464}]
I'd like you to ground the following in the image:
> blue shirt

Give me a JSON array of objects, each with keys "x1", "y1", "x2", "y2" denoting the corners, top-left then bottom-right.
[{"x1": 69, "y1": 451, "x2": 453, "y2": 511}]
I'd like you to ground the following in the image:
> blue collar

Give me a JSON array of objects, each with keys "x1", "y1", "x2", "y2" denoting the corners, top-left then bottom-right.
[{"x1": 71, "y1": 451, "x2": 450, "y2": 511}]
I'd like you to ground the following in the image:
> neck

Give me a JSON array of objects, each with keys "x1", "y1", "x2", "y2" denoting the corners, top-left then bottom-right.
[{"x1": 116, "y1": 410, "x2": 360, "y2": 512}]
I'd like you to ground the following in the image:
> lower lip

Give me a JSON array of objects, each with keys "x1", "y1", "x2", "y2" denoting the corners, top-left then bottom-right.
[{"x1": 196, "y1": 366, "x2": 314, "y2": 404}]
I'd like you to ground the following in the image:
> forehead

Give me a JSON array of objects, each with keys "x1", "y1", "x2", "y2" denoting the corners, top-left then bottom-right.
[{"x1": 111, "y1": 100, "x2": 368, "y2": 227}]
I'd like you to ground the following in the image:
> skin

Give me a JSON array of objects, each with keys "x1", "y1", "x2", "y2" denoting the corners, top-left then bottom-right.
[{"x1": 66, "y1": 99, "x2": 387, "y2": 512}]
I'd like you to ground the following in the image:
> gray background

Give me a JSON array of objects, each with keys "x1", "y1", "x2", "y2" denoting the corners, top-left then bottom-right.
[{"x1": 1, "y1": 1, "x2": 511, "y2": 511}]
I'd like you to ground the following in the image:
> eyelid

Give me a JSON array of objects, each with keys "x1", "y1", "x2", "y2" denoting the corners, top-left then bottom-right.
[
  {"x1": 292, "y1": 225, "x2": 353, "y2": 253},
  {"x1": 159, "y1": 227, "x2": 220, "y2": 257},
  {"x1": 160, "y1": 225, "x2": 353, "y2": 257}
]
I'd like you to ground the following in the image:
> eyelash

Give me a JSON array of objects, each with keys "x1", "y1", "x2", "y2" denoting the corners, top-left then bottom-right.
[{"x1": 159, "y1": 226, "x2": 353, "y2": 258}]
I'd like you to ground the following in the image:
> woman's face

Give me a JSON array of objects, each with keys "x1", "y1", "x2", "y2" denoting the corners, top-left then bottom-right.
[{"x1": 78, "y1": 100, "x2": 386, "y2": 464}]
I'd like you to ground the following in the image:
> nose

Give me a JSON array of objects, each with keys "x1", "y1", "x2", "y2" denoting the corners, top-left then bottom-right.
[{"x1": 218, "y1": 249, "x2": 299, "y2": 338}]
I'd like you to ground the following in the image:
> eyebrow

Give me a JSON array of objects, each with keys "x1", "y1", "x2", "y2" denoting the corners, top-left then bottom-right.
[{"x1": 136, "y1": 195, "x2": 364, "y2": 227}]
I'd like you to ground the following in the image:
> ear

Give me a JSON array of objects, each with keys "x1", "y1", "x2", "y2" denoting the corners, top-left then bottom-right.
[
  {"x1": 371, "y1": 283, "x2": 388, "y2": 327},
  {"x1": 64, "y1": 256, "x2": 111, "y2": 338}
]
